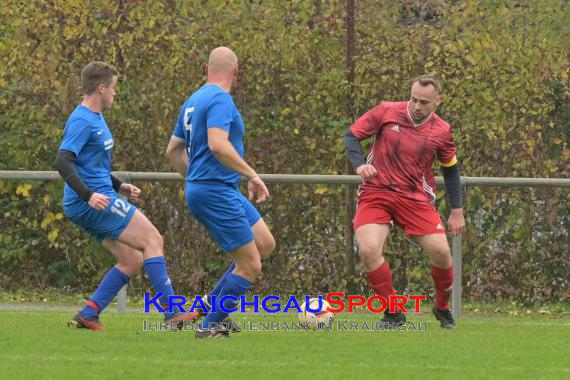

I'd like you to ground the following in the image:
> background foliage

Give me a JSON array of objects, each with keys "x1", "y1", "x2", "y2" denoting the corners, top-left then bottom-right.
[{"x1": 1, "y1": 0, "x2": 568, "y2": 305}]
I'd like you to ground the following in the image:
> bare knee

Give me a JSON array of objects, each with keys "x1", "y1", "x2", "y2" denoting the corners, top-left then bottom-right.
[
  {"x1": 357, "y1": 240, "x2": 384, "y2": 272},
  {"x1": 258, "y1": 235, "x2": 276, "y2": 259},
  {"x1": 142, "y1": 228, "x2": 164, "y2": 256},
  {"x1": 428, "y1": 246, "x2": 452, "y2": 268},
  {"x1": 117, "y1": 251, "x2": 144, "y2": 277},
  {"x1": 236, "y1": 257, "x2": 262, "y2": 281},
  {"x1": 150, "y1": 229, "x2": 164, "y2": 250}
]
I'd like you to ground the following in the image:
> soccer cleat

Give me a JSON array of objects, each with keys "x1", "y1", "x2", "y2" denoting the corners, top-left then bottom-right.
[
  {"x1": 195, "y1": 327, "x2": 230, "y2": 340},
  {"x1": 220, "y1": 318, "x2": 241, "y2": 333},
  {"x1": 378, "y1": 310, "x2": 406, "y2": 328},
  {"x1": 165, "y1": 310, "x2": 201, "y2": 330},
  {"x1": 197, "y1": 314, "x2": 241, "y2": 333},
  {"x1": 432, "y1": 306, "x2": 456, "y2": 329},
  {"x1": 68, "y1": 313, "x2": 105, "y2": 331},
  {"x1": 198, "y1": 294, "x2": 241, "y2": 333}
]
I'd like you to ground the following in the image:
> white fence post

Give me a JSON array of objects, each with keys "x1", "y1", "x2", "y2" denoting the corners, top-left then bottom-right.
[{"x1": 117, "y1": 285, "x2": 127, "y2": 312}]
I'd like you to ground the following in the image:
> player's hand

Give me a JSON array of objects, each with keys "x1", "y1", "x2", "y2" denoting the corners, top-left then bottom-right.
[
  {"x1": 447, "y1": 208, "x2": 465, "y2": 236},
  {"x1": 356, "y1": 164, "x2": 378, "y2": 181},
  {"x1": 248, "y1": 175, "x2": 270, "y2": 204},
  {"x1": 88, "y1": 193, "x2": 110, "y2": 211},
  {"x1": 119, "y1": 183, "x2": 141, "y2": 200}
]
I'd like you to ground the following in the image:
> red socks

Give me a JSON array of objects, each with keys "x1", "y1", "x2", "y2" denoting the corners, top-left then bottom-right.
[
  {"x1": 431, "y1": 265, "x2": 454, "y2": 310},
  {"x1": 367, "y1": 261, "x2": 454, "y2": 311},
  {"x1": 366, "y1": 261, "x2": 399, "y2": 312}
]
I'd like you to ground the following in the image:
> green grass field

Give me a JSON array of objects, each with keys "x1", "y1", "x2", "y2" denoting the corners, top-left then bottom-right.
[{"x1": 0, "y1": 310, "x2": 568, "y2": 380}]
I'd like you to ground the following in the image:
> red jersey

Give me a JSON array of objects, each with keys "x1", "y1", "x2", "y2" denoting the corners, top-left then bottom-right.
[{"x1": 350, "y1": 101, "x2": 457, "y2": 204}]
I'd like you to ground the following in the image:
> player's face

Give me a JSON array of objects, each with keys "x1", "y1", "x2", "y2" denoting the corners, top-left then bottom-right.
[
  {"x1": 101, "y1": 76, "x2": 118, "y2": 109},
  {"x1": 408, "y1": 82, "x2": 441, "y2": 122}
]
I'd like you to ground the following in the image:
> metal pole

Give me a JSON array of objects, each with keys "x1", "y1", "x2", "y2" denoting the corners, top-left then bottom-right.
[
  {"x1": 117, "y1": 285, "x2": 127, "y2": 313},
  {"x1": 451, "y1": 181, "x2": 466, "y2": 319},
  {"x1": 452, "y1": 235, "x2": 462, "y2": 318},
  {"x1": 116, "y1": 172, "x2": 131, "y2": 313},
  {"x1": 344, "y1": 0, "x2": 356, "y2": 288},
  {"x1": 2, "y1": 171, "x2": 569, "y2": 187}
]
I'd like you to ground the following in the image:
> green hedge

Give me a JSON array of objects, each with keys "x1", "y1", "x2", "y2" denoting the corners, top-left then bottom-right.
[{"x1": 1, "y1": 0, "x2": 568, "y2": 304}]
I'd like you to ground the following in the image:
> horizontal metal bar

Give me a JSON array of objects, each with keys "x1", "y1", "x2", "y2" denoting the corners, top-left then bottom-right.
[{"x1": 0, "y1": 171, "x2": 569, "y2": 187}]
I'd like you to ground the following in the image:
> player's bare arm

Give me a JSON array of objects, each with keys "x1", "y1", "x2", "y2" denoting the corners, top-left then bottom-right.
[
  {"x1": 207, "y1": 127, "x2": 269, "y2": 203},
  {"x1": 109, "y1": 174, "x2": 140, "y2": 201},
  {"x1": 118, "y1": 183, "x2": 141, "y2": 200},
  {"x1": 166, "y1": 138, "x2": 189, "y2": 177}
]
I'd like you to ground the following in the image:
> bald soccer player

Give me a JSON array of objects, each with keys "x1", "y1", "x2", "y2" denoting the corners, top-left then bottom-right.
[{"x1": 167, "y1": 47, "x2": 275, "y2": 339}]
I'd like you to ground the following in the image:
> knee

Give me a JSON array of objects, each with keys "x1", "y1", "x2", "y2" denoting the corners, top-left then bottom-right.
[
  {"x1": 357, "y1": 240, "x2": 383, "y2": 260},
  {"x1": 356, "y1": 240, "x2": 385, "y2": 272},
  {"x1": 237, "y1": 257, "x2": 262, "y2": 280},
  {"x1": 132, "y1": 253, "x2": 144, "y2": 271},
  {"x1": 146, "y1": 229, "x2": 163, "y2": 251},
  {"x1": 258, "y1": 235, "x2": 276, "y2": 259},
  {"x1": 118, "y1": 252, "x2": 144, "y2": 277},
  {"x1": 429, "y1": 246, "x2": 452, "y2": 267}
]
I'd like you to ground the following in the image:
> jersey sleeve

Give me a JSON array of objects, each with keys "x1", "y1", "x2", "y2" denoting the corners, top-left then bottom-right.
[
  {"x1": 349, "y1": 102, "x2": 387, "y2": 140},
  {"x1": 206, "y1": 93, "x2": 234, "y2": 132},
  {"x1": 59, "y1": 118, "x2": 91, "y2": 156},
  {"x1": 172, "y1": 105, "x2": 187, "y2": 142},
  {"x1": 437, "y1": 126, "x2": 458, "y2": 167}
]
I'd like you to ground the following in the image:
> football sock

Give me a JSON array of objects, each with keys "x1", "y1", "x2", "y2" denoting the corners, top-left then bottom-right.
[
  {"x1": 207, "y1": 261, "x2": 236, "y2": 307},
  {"x1": 366, "y1": 261, "x2": 401, "y2": 313},
  {"x1": 81, "y1": 266, "x2": 129, "y2": 319},
  {"x1": 431, "y1": 265, "x2": 454, "y2": 310},
  {"x1": 201, "y1": 273, "x2": 251, "y2": 330},
  {"x1": 144, "y1": 256, "x2": 176, "y2": 320}
]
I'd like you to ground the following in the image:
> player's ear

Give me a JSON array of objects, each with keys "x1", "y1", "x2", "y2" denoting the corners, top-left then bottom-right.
[
  {"x1": 435, "y1": 94, "x2": 443, "y2": 107},
  {"x1": 204, "y1": 63, "x2": 208, "y2": 76},
  {"x1": 96, "y1": 83, "x2": 105, "y2": 94}
]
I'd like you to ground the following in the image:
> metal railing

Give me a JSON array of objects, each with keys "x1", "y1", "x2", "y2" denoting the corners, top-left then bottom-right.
[{"x1": 2, "y1": 170, "x2": 569, "y2": 317}]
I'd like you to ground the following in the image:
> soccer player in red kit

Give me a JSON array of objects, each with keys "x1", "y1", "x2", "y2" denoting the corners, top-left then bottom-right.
[{"x1": 344, "y1": 75, "x2": 465, "y2": 329}]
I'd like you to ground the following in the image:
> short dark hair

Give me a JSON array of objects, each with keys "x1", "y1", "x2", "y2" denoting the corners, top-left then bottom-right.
[
  {"x1": 413, "y1": 74, "x2": 440, "y2": 93},
  {"x1": 81, "y1": 61, "x2": 118, "y2": 95}
]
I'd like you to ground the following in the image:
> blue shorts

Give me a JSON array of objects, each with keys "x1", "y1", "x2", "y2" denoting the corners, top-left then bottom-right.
[
  {"x1": 185, "y1": 182, "x2": 261, "y2": 253},
  {"x1": 63, "y1": 196, "x2": 137, "y2": 243}
]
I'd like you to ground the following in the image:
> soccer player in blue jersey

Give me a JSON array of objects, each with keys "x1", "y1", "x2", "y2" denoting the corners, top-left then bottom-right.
[
  {"x1": 55, "y1": 61, "x2": 199, "y2": 330},
  {"x1": 167, "y1": 47, "x2": 276, "y2": 339}
]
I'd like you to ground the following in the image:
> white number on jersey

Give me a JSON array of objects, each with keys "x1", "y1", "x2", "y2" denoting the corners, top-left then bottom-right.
[{"x1": 183, "y1": 106, "x2": 194, "y2": 132}]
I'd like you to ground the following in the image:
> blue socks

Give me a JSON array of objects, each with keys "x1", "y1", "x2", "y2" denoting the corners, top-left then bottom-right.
[
  {"x1": 201, "y1": 273, "x2": 251, "y2": 330},
  {"x1": 207, "y1": 261, "x2": 236, "y2": 305},
  {"x1": 81, "y1": 267, "x2": 129, "y2": 319},
  {"x1": 144, "y1": 256, "x2": 176, "y2": 320}
]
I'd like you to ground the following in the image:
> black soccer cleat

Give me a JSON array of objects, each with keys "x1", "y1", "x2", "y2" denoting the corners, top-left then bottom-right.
[
  {"x1": 219, "y1": 318, "x2": 241, "y2": 333},
  {"x1": 195, "y1": 327, "x2": 230, "y2": 340},
  {"x1": 198, "y1": 294, "x2": 241, "y2": 333},
  {"x1": 432, "y1": 306, "x2": 456, "y2": 329},
  {"x1": 378, "y1": 310, "x2": 406, "y2": 328}
]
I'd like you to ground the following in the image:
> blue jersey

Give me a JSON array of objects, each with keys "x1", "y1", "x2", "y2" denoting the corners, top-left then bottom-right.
[
  {"x1": 172, "y1": 84, "x2": 245, "y2": 186},
  {"x1": 60, "y1": 105, "x2": 115, "y2": 206}
]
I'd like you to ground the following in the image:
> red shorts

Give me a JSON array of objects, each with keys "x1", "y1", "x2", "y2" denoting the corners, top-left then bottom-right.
[{"x1": 354, "y1": 191, "x2": 445, "y2": 235}]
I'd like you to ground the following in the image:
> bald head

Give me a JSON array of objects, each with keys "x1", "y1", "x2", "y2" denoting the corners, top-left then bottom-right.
[{"x1": 207, "y1": 47, "x2": 238, "y2": 75}]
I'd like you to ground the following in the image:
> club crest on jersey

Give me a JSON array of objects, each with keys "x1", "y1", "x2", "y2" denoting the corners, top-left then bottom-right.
[{"x1": 391, "y1": 125, "x2": 400, "y2": 133}]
